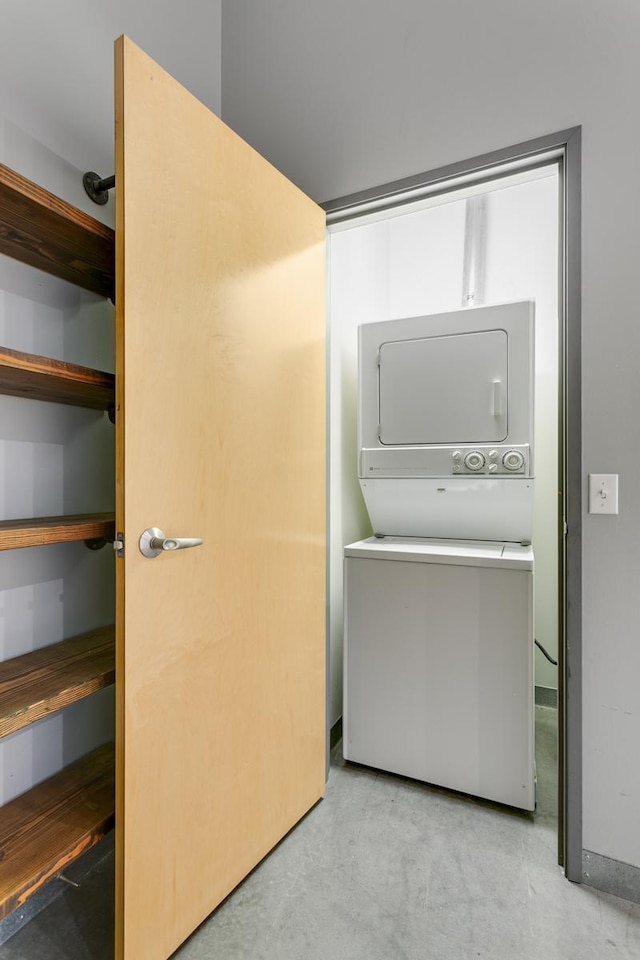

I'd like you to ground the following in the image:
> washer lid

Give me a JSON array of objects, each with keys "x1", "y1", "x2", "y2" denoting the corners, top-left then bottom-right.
[{"x1": 344, "y1": 536, "x2": 533, "y2": 570}]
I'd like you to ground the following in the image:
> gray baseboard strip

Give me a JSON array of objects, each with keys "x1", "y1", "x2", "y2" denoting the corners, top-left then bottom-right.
[
  {"x1": 0, "y1": 830, "x2": 115, "y2": 946},
  {"x1": 535, "y1": 685, "x2": 558, "y2": 708},
  {"x1": 583, "y1": 849, "x2": 640, "y2": 904}
]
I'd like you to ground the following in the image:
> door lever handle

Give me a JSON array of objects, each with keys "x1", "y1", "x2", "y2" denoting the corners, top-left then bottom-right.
[{"x1": 139, "y1": 527, "x2": 203, "y2": 559}]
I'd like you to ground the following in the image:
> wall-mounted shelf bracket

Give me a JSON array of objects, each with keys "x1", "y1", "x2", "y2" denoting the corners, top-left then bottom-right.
[
  {"x1": 84, "y1": 537, "x2": 110, "y2": 551},
  {"x1": 56, "y1": 873, "x2": 80, "y2": 888},
  {"x1": 83, "y1": 172, "x2": 115, "y2": 206}
]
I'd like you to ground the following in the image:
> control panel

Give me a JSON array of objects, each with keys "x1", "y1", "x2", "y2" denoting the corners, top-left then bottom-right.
[
  {"x1": 452, "y1": 446, "x2": 527, "y2": 475},
  {"x1": 360, "y1": 443, "x2": 531, "y2": 478}
]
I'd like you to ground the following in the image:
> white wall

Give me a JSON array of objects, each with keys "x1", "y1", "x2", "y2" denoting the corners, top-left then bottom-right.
[
  {"x1": 222, "y1": 0, "x2": 640, "y2": 869},
  {"x1": 0, "y1": 2, "x2": 221, "y2": 175},
  {"x1": 485, "y1": 175, "x2": 559, "y2": 690},
  {"x1": 328, "y1": 172, "x2": 558, "y2": 727},
  {"x1": 0, "y1": 3, "x2": 222, "y2": 800}
]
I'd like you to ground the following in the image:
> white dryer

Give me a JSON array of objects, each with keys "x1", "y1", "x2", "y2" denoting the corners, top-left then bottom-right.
[
  {"x1": 343, "y1": 537, "x2": 535, "y2": 811},
  {"x1": 358, "y1": 300, "x2": 535, "y2": 542}
]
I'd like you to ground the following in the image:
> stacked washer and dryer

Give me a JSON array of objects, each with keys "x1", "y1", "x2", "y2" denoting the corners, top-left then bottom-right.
[{"x1": 343, "y1": 300, "x2": 536, "y2": 810}]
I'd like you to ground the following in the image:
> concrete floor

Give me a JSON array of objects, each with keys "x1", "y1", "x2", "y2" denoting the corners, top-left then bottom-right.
[{"x1": 2, "y1": 707, "x2": 640, "y2": 959}]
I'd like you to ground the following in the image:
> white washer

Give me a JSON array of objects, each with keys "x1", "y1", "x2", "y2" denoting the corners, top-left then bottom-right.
[{"x1": 343, "y1": 537, "x2": 535, "y2": 810}]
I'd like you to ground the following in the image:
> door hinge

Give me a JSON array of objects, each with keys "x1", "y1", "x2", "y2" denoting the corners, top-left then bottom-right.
[{"x1": 113, "y1": 532, "x2": 125, "y2": 558}]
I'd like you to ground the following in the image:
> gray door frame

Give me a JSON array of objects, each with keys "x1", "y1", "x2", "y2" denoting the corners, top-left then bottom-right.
[{"x1": 323, "y1": 126, "x2": 582, "y2": 882}]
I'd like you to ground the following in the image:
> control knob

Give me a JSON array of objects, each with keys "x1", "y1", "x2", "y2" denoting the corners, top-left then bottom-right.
[
  {"x1": 503, "y1": 449, "x2": 525, "y2": 472},
  {"x1": 464, "y1": 450, "x2": 485, "y2": 472}
]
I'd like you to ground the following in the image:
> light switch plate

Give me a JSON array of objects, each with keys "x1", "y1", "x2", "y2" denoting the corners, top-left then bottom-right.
[{"x1": 588, "y1": 473, "x2": 619, "y2": 514}]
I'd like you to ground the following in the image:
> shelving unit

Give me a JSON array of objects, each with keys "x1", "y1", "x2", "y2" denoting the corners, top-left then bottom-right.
[
  {"x1": 0, "y1": 743, "x2": 115, "y2": 921},
  {"x1": 0, "y1": 514, "x2": 115, "y2": 551},
  {"x1": 0, "y1": 625, "x2": 115, "y2": 738},
  {"x1": 0, "y1": 161, "x2": 117, "y2": 922},
  {"x1": 0, "y1": 162, "x2": 115, "y2": 299},
  {"x1": 0, "y1": 347, "x2": 115, "y2": 410}
]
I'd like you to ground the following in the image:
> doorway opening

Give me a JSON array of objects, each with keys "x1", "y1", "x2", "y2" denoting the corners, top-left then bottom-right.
[{"x1": 324, "y1": 129, "x2": 581, "y2": 879}]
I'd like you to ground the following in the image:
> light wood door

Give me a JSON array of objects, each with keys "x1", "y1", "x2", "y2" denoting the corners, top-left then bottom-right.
[{"x1": 114, "y1": 37, "x2": 326, "y2": 960}]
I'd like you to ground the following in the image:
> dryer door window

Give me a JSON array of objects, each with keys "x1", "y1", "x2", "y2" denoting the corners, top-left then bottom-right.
[{"x1": 378, "y1": 329, "x2": 508, "y2": 444}]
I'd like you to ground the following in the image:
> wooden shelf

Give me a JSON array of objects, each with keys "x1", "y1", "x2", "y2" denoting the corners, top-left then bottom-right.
[
  {"x1": 0, "y1": 514, "x2": 115, "y2": 551},
  {"x1": 0, "y1": 743, "x2": 115, "y2": 921},
  {"x1": 0, "y1": 626, "x2": 115, "y2": 739},
  {"x1": 0, "y1": 346, "x2": 115, "y2": 410},
  {"x1": 0, "y1": 162, "x2": 115, "y2": 299}
]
